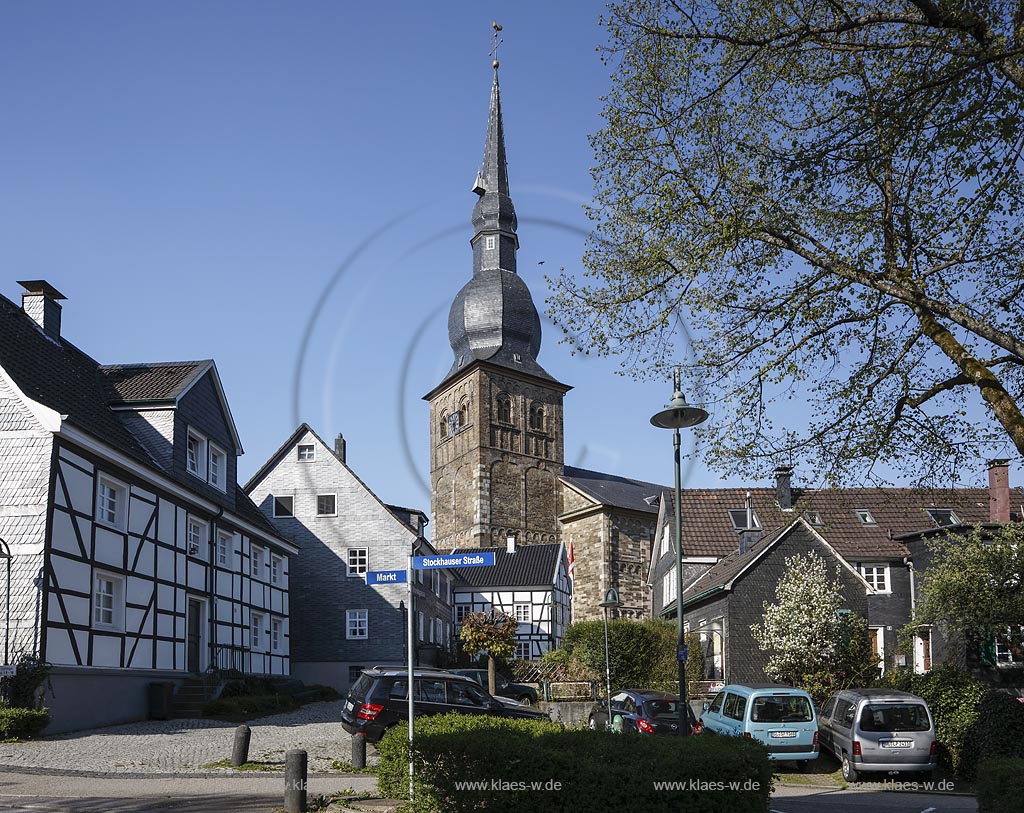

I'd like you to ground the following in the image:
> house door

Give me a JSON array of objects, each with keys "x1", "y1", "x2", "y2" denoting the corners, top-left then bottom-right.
[{"x1": 187, "y1": 598, "x2": 204, "y2": 673}]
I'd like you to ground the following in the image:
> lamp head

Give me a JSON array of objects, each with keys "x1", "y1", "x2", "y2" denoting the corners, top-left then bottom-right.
[{"x1": 650, "y1": 390, "x2": 709, "y2": 430}]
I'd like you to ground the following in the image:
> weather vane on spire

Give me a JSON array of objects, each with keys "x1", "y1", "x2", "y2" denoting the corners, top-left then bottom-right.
[{"x1": 489, "y1": 21, "x2": 503, "y2": 69}]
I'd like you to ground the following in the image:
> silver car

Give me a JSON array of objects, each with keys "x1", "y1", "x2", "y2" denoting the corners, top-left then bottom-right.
[{"x1": 817, "y1": 688, "x2": 938, "y2": 782}]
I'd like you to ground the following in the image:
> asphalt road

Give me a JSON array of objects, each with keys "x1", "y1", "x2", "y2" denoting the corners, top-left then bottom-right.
[
  {"x1": 772, "y1": 784, "x2": 978, "y2": 813},
  {"x1": 0, "y1": 770, "x2": 375, "y2": 813}
]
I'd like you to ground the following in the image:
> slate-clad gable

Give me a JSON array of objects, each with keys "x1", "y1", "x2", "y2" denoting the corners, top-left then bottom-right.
[{"x1": 173, "y1": 370, "x2": 238, "y2": 503}]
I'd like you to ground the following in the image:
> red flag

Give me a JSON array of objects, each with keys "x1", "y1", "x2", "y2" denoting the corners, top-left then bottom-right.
[{"x1": 567, "y1": 541, "x2": 575, "y2": 586}]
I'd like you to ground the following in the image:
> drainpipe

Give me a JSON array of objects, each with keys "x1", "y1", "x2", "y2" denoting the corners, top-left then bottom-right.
[{"x1": 209, "y1": 507, "x2": 224, "y2": 674}]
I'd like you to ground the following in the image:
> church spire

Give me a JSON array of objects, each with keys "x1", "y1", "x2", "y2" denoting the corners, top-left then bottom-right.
[{"x1": 471, "y1": 23, "x2": 518, "y2": 276}]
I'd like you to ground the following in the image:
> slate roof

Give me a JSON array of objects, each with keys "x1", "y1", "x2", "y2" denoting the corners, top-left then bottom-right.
[
  {"x1": 99, "y1": 361, "x2": 211, "y2": 404},
  {"x1": 452, "y1": 543, "x2": 563, "y2": 588},
  {"x1": 0, "y1": 289, "x2": 279, "y2": 539},
  {"x1": 561, "y1": 466, "x2": 667, "y2": 515},
  {"x1": 662, "y1": 485, "x2": 1019, "y2": 560}
]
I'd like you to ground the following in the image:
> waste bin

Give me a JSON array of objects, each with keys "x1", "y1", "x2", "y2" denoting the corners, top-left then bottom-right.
[{"x1": 147, "y1": 681, "x2": 174, "y2": 720}]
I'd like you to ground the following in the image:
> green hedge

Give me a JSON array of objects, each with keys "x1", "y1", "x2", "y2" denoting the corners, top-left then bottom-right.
[
  {"x1": 976, "y1": 758, "x2": 1024, "y2": 813},
  {"x1": 962, "y1": 692, "x2": 1024, "y2": 781},
  {"x1": 0, "y1": 706, "x2": 49, "y2": 740},
  {"x1": 882, "y1": 664, "x2": 988, "y2": 776},
  {"x1": 378, "y1": 713, "x2": 773, "y2": 813}
]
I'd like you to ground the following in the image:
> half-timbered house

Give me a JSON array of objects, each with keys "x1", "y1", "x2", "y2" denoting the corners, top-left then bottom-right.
[
  {"x1": 452, "y1": 541, "x2": 569, "y2": 660},
  {"x1": 0, "y1": 280, "x2": 296, "y2": 733}
]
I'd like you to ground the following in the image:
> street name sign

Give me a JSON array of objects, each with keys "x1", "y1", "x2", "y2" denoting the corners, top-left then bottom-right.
[
  {"x1": 366, "y1": 570, "x2": 408, "y2": 585},
  {"x1": 412, "y1": 552, "x2": 495, "y2": 570}
]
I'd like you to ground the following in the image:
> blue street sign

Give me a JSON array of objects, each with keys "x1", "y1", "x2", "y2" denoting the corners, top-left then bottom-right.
[
  {"x1": 676, "y1": 645, "x2": 688, "y2": 663},
  {"x1": 366, "y1": 569, "x2": 408, "y2": 585},
  {"x1": 412, "y1": 552, "x2": 496, "y2": 570}
]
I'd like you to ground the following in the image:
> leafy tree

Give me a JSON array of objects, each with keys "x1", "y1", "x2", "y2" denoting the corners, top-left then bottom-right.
[
  {"x1": 551, "y1": 0, "x2": 1024, "y2": 484},
  {"x1": 751, "y1": 552, "x2": 877, "y2": 700},
  {"x1": 459, "y1": 610, "x2": 517, "y2": 696},
  {"x1": 911, "y1": 523, "x2": 1024, "y2": 639}
]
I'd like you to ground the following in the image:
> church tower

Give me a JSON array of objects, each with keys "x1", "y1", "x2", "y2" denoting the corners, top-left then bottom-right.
[{"x1": 424, "y1": 59, "x2": 571, "y2": 551}]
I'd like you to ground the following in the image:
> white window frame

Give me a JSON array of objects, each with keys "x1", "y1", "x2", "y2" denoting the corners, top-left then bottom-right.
[
  {"x1": 727, "y1": 509, "x2": 761, "y2": 530},
  {"x1": 347, "y1": 609, "x2": 368, "y2": 640},
  {"x1": 207, "y1": 442, "x2": 227, "y2": 491},
  {"x1": 347, "y1": 547, "x2": 368, "y2": 577},
  {"x1": 272, "y1": 495, "x2": 294, "y2": 518},
  {"x1": 92, "y1": 570, "x2": 125, "y2": 631},
  {"x1": 455, "y1": 604, "x2": 471, "y2": 624},
  {"x1": 270, "y1": 554, "x2": 283, "y2": 585},
  {"x1": 435, "y1": 617, "x2": 444, "y2": 645},
  {"x1": 855, "y1": 509, "x2": 877, "y2": 525},
  {"x1": 662, "y1": 567, "x2": 678, "y2": 606},
  {"x1": 251, "y1": 545, "x2": 264, "y2": 579},
  {"x1": 251, "y1": 611, "x2": 264, "y2": 651},
  {"x1": 515, "y1": 641, "x2": 531, "y2": 660},
  {"x1": 418, "y1": 611, "x2": 424, "y2": 642},
  {"x1": 432, "y1": 570, "x2": 440, "y2": 596},
  {"x1": 95, "y1": 474, "x2": 128, "y2": 531},
  {"x1": 186, "y1": 429, "x2": 207, "y2": 479},
  {"x1": 186, "y1": 517, "x2": 208, "y2": 558},
  {"x1": 316, "y1": 493, "x2": 337, "y2": 517},
  {"x1": 485, "y1": 235, "x2": 496, "y2": 250},
  {"x1": 858, "y1": 563, "x2": 890, "y2": 593},
  {"x1": 869, "y1": 626, "x2": 886, "y2": 673},
  {"x1": 217, "y1": 531, "x2": 232, "y2": 567},
  {"x1": 514, "y1": 603, "x2": 531, "y2": 623},
  {"x1": 660, "y1": 525, "x2": 671, "y2": 556},
  {"x1": 271, "y1": 618, "x2": 283, "y2": 652},
  {"x1": 297, "y1": 444, "x2": 315, "y2": 462}
]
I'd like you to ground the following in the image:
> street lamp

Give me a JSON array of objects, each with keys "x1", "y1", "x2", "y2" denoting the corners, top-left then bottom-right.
[
  {"x1": 650, "y1": 366, "x2": 709, "y2": 736},
  {"x1": 599, "y1": 587, "x2": 621, "y2": 730}
]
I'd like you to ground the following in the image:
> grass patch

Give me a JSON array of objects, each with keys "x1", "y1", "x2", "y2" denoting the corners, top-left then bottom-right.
[
  {"x1": 774, "y1": 754, "x2": 847, "y2": 788},
  {"x1": 202, "y1": 758, "x2": 281, "y2": 772},
  {"x1": 330, "y1": 758, "x2": 377, "y2": 774}
]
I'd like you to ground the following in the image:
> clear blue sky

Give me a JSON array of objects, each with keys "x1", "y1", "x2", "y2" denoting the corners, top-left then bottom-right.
[{"x1": 0, "y1": 3, "x2": 1000, "y2": 519}]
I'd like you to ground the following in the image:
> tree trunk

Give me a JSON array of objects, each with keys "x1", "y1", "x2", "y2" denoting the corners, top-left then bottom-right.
[{"x1": 487, "y1": 655, "x2": 497, "y2": 696}]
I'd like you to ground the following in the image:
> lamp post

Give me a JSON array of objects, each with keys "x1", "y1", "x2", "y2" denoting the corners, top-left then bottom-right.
[
  {"x1": 599, "y1": 587, "x2": 621, "y2": 730},
  {"x1": 650, "y1": 366, "x2": 709, "y2": 736}
]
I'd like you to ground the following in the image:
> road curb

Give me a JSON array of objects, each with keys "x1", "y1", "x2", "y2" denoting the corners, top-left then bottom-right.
[
  {"x1": 775, "y1": 778, "x2": 976, "y2": 798},
  {"x1": 0, "y1": 764, "x2": 362, "y2": 780}
]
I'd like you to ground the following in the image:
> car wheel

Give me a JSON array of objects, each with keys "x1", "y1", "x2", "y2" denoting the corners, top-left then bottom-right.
[
  {"x1": 517, "y1": 695, "x2": 533, "y2": 706},
  {"x1": 841, "y1": 752, "x2": 859, "y2": 783},
  {"x1": 797, "y1": 760, "x2": 810, "y2": 773}
]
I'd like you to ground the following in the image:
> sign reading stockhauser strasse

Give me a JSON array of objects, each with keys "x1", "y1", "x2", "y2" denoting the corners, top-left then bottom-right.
[{"x1": 412, "y1": 552, "x2": 496, "y2": 570}]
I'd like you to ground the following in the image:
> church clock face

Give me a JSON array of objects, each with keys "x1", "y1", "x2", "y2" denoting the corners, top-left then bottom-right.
[{"x1": 447, "y1": 411, "x2": 462, "y2": 436}]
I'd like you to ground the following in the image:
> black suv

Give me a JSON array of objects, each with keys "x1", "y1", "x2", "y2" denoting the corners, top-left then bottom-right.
[{"x1": 341, "y1": 667, "x2": 549, "y2": 743}]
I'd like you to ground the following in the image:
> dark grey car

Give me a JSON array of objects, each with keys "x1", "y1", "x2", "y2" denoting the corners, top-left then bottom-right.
[{"x1": 818, "y1": 688, "x2": 937, "y2": 782}]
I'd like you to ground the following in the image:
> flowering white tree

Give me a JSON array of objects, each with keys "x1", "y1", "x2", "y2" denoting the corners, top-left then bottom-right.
[{"x1": 752, "y1": 552, "x2": 876, "y2": 699}]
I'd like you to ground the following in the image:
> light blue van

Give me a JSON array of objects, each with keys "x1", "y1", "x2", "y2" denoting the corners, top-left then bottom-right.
[{"x1": 701, "y1": 683, "x2": 819, "y2": 769}]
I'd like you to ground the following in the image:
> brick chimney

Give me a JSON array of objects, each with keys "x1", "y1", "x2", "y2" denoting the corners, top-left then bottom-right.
[
  {"x1": 775, "y1": 466, "x2": 794, "y2": 511},
  {"x1": 18, "y1": 280, "x2": 65, "y2": 340},
  {"x1": 334, "y1": 433, "x2": 346, "y2": 463},
  {"x1": 988, "y1": 459, "x2": 1011, "y2": 523}
]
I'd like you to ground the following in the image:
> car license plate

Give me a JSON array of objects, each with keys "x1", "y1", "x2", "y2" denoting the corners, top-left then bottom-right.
[
  {"x1": 345, "y1": 700, "x2": 355, "y2": 713},
  {"x1": 769, "y1": 730, "x2": 797, "y2": 738},
  {"x1": 881, "y1": 740, "x2": 912, "y2": 748}
]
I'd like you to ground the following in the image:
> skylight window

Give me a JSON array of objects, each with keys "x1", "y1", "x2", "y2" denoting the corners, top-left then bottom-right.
[
  {"x1": 728, "y1": 509, "x2": 761, "y2": 530},
  {"x1": 806, "y1": 512, "x2": 824, "y2": 526},
  {"x1": 927, "y1": 508, "x2": 960, "y2": 527},
  {"x1": 855, "y1": 509, "x2": 877, "y2": 525}
]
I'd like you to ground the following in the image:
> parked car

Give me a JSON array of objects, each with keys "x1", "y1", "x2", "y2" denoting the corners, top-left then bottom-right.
[
  {"x1": 588, "y1": 689, "x2": 702, "y2": 734},
  {"x1": 341, "y1": 667, "x2": 548, "y2": 743},
  {"x1": 817, "y1": 688, "x2": 937, "y2": 782},
  {"x1": 700, "y1": 683, "x2": 819, "y2": 769},
  {"x1": 450, "y1": 668, "x2": 539, "y2": 705}
]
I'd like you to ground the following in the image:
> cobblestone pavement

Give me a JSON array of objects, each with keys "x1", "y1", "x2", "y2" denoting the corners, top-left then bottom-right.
[{"x1": 0, "y1": 701, "x2": 374, "y2": 775}]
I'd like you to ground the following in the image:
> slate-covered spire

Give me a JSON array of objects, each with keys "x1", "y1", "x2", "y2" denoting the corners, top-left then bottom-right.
[{"x1": 470, "y1": 64, "x2": 519, "y2": 275}]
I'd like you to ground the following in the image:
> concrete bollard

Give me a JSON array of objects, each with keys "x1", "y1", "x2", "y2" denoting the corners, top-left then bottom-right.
[
  {"x1": 351, "y1": 732, "x2": 366, "y2": 770},
  {"x1": 231, "y1": 724, "x2": 251, "y2": 768},
  {"x1": 284, "y1": 748, "x2": 307, "y2": 813}
]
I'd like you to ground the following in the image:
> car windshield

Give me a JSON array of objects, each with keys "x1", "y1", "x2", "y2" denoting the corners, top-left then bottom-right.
[
  {"x1": 859, "y1": 703, "x2": 930, "y2": 732},
  {"x1": 750, "y1": 695, "x2": 813, "y2": 723},
  {"x1": 643, "y1": 698, "x2": 678, "y2": 718}
]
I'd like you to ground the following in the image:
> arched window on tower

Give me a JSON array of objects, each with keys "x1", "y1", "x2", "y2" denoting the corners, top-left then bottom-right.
[
  {"x1": 439, "y1": 411, "x2": 450, "y2": 440},
  {"x1": 529, "y1": 404, "x2": 545, "y2": 432},
  {"x1": 459, "y1": 398, "x2": 469, "y2": 427},
  {"x1": 497, "y1": 395, "x2": 512, "y2": 424}
]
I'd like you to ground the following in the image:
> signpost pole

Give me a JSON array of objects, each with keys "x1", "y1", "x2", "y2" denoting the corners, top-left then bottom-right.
[{"x1": 407, "y1": 550, "x2": 414, "y2": 803}]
